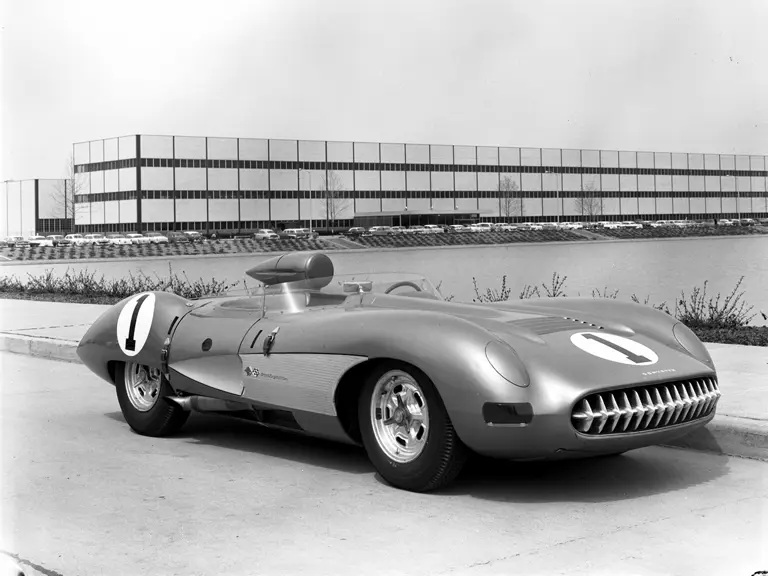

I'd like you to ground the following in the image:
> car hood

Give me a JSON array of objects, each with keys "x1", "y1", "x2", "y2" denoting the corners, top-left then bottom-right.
[{"x1": 367, "y1": 293, "x2": 714, "y2": 387}]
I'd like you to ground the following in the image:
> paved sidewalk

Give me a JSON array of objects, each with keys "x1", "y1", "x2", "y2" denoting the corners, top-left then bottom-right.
[{"x1": 1, "y1": 297, "x2": 766, "y2": 461}]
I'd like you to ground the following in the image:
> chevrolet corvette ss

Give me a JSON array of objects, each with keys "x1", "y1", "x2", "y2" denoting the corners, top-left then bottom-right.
[{"x1": 77, "y1": 252, "x2": 720, "y2": 492}]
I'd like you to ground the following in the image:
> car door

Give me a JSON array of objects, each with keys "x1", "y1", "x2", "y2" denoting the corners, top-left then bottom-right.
[{"x1": 236, "y1": 300, "x2": 365, "y2": 416}]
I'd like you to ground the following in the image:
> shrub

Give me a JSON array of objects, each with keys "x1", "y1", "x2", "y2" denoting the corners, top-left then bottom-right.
[
  {"x1": 0, "y1": 264, "x2": 240, "y2": 301},
  {"x1": 468, "y1": 273, "x2": 761, "y2": 332},
  {"x1": 673, "y1": 276, "x2": 755, "y2": 329},
  {"x1": 691, "y1": 327, "x2": 768, "y2": 347}
]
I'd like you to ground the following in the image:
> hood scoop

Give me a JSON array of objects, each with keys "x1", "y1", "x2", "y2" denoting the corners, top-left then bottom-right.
[{"x1": 509, "y1": 316, "x2": 605, "y2": 335}]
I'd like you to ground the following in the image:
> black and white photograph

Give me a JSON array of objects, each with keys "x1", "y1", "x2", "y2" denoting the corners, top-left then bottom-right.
[{"x1": 1, "y1": 1, "x2": 767, "y2": 574}]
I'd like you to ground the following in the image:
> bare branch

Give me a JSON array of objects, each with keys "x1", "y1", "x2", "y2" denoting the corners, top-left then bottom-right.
[
  {"x1": 572, "y1": 182, "x2": 602, "y2": 220},
  {"x1": 498, "y1": 176, "x2": 522, "y2": 219},
  {"x1": 319, "y1": 170, "x2": 351, "y2": 225},
  {"x1": 50, "y1": 153, "x2": 88, "y2": 220}
]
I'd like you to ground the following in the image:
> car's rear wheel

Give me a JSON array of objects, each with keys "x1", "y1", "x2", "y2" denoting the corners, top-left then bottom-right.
[
  {"x1": 115, "y1": 361, "x2": 189, "y2": 436},
  {"x1": 358, "y1": 362, "x2": 469, "y2": 492}
]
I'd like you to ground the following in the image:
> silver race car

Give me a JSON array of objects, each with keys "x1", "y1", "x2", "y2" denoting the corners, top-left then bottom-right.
[{"x1": 77, "y1": 252, "x2": 720, "y2": 492}]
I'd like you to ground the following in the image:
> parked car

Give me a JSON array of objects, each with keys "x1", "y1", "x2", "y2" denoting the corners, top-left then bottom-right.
[
  {"x1": 125, "y1": 233, "x2": 151, "y2": 245},
  {"x1": 739, "y1": 218, "x2": 756, "y2": 226},
  {"x1": 143, "y1": 232, "x2": 169, "y2": 244},
  {"x1": 298, "y1": 228, "x2": 320, "y2": 240},
  {"x1": 342, "y1": 227, "x2": 367, "y2": 238},
  {"x1": 389, "y1": 226, "x2": 407, "y2": 235},
  {"x1": 83, "y1": 233, "x2": 110, "y2": 245},
  {"x1": 76, "y1": 251, "x2": 722, "y2": 493},
  {"x1": 46, "y1": 234, "x2": 71, "y2": 246},
  {"x1": 65, "y1": 233, "x2": 88, "y2": 246},
  {"x1": 164, "y1": 231, "x2": 190, "y2": 243},
  {"x1": 446, "y1": 224, "x2": 469, "y2": 233},
  {"x1": 27, "y1": 235, "x2": 55, "y2": 247},
  {"x1": 368, "y1": 226, "x2": 392, "y2": 236},
  {"x1": 422, "y1": 224, "x2": 444, "y2": 234},
  {"x1": 106, "y1": 233, "x2": 133, "y2": 246},
  {"x1": 5, "y1": 236, "x2": 30, "y2": 248},
  {"x1": 619, "y1": 221, "x2": 643, "y2": 229},
  {"x1": 183, "y1": 231, "x2": 205, "y2": 243},
  {"x1": 253, "y1": 229, "x2": 280, "y2": 240},
  {"x1": 469, "y1": 222, "x2": 493, "y2": 233}
]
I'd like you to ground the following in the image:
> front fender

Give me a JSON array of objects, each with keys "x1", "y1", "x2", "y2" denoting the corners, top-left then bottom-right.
[{"x1": 76, "y1": 291, "x2": 193, "y2": 385}]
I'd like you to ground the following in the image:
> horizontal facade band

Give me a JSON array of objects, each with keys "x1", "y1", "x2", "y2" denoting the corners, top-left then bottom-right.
[
  {"x1": 73, "y1": 189, "x2": 768, "y2": 203},
  {"x1": 73, "y1": 157, "x2": 768, "y2": 178}
]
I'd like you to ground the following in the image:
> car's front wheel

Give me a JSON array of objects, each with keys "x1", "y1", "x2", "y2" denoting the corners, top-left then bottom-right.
[
  {"x1": 358, "y1": 362, "x2": 469, "y2": 492},
  {"x1": 115, "y1": 362, "x2": 189, "y2": 436}
]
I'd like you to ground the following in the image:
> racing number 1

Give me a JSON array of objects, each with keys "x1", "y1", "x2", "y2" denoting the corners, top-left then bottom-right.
[
  {"x1": 582, "y1": 333, "x2": 650, "y2": 364},
  {"x1": 125, "y1": 294, "x2": 150, "y2": 352}
]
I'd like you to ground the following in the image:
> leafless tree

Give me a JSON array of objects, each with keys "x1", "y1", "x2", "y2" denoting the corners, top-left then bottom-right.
[
  {"x1": 573, "y1": 182, "x2": 602, "y2": 221},
  {"x1": 50, "y1": 153, "x2": 88, "y2": 227},
  {"x1": 320, "y1": 170, "x2": 351, "y2": 227},
  {"x1": 498, "y1": 176, "x2": 522, "y2": 220}
]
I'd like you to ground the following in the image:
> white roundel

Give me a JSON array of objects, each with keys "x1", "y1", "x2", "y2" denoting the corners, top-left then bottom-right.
[
  {"x1": 570, "y1": 332, "x2": 658, "y2": 366},
  {"x1": 116, "y1": 293, "x2": 156, "y2": 357}
]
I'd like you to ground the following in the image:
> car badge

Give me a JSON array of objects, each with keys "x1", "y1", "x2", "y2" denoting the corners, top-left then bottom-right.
[{"x1": 245, "y1": 366, "x2": 260, "y2": 378}]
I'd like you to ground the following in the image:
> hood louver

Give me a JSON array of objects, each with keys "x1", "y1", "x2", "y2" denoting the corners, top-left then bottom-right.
[{"x1": 510, "y1": 316, "x2": 604, "y2": 335}]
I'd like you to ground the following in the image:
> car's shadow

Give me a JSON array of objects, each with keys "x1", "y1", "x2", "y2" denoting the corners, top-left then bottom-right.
[
  {"x1": 105, "y1": 411, "x2": 730, "y2": 503},
  {"x1": 434, "y1": 448, "x2": 730, "y2": 503},
  {"x1": 105, "y1": 411, "x2": 372, "y2": 475}
]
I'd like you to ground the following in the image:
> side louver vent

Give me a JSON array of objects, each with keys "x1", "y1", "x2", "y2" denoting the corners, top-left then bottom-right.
[
  {"x1": 511, "y1": 316, "x2": 604, "y2": 335},
  {"x1": 571, "y1": 377, "x2": 720, "y2": 435}
]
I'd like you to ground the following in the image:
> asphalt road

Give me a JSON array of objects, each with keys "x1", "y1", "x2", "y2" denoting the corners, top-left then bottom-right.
[{"x1": 1, "y1": 352, "x2": 766, "y2": 576}]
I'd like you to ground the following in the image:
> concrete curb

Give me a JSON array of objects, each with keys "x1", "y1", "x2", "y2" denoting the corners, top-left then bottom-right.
[
  {"x1": 662, "y1": 415, "x2": 768, "y2": 462},
  {"x1": 1, "y1": 332, "x2": 765, "y2": 462},
  {"x1": 0, "y1": 333, "x2": 81, "y2": 364}
]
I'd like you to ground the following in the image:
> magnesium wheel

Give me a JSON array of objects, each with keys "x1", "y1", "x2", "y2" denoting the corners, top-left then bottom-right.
[
  {"x1": 115, "y1": 361, "x2": 189, "y2": 437},
  {"x1": 358, "y1": 362, "x2": 469, "y2": 492}
]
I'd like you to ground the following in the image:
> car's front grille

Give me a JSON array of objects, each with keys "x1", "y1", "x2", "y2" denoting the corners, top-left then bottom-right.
[{"x1": 571, "y1": 377, "x2": 720, "y2": 435}]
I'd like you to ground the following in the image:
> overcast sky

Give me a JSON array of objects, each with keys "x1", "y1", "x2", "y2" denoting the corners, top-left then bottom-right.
[{"x1": 1, "y1": 0, "x2": 766, "y2": 180}]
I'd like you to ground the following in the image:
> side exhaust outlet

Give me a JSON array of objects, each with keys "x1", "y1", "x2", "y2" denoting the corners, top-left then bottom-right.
[{"x1": 167, "y1": 396, "x2": 251, "y2": 413}]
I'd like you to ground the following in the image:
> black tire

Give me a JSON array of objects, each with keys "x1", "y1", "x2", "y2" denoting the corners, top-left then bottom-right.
[
  {"x1": 358, "y1": 361, "x2": 469, "y2": 492},
  {"x1": 115, "y1": 361, "x2": 189, "y2": 437}
]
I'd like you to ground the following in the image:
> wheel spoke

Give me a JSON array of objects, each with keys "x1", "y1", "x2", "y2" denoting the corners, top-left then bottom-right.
[
  {"x1": 370, "y1": 370, "x2": 430, "y2": 464},
  {"x1": 124, "y1": 363, "x2": 162, "y2": 412}
]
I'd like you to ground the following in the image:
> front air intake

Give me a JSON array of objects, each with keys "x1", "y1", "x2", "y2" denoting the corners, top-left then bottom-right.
[{"x1": 571, "y1": 377, "x2": 720, "y2": 435}]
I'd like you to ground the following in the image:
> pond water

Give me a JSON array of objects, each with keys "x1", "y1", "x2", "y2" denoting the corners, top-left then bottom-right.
[{"x1": 2, "y1": 236, "x2": 766, "y2": 325}]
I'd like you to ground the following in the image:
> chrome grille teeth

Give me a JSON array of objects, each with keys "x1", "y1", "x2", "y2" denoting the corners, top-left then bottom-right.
[
  {"x1": 691, "y1": 380, "x2": 705, "y2": 419},
  {"x1": 679, "y1": 385, "x2": 694, "y2": 421},
  {"x1": 596, "y1": 395, "x2": 609, "y2": 433},
  {"x1": 571, "y1": 377, "x2": 720, "y2": 435},
  {"x1": 662, "y1": 386, "x2": 675, "y2": 426},
  {"x1": 651, "y1": 388, "x2": 665, "y2": 428},
  {"x1": 619, "y1": 392, "x2": 633, "y2": 432},
  {"x1": 606, "y1": 395, "x2": 621, "y2": 433},
  {"x1": 641, "y1": 389, "x2": 655, "y2": 428}
]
